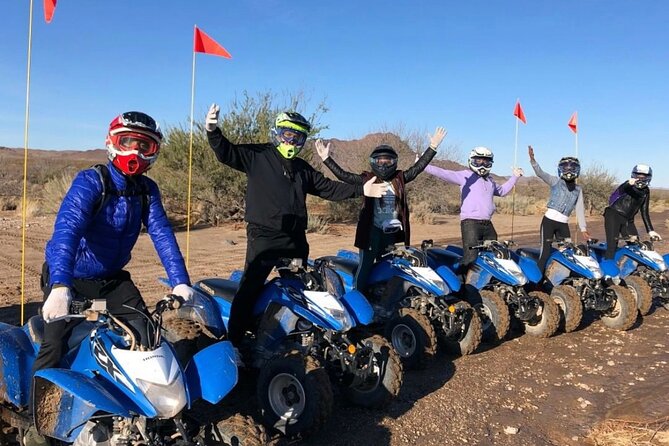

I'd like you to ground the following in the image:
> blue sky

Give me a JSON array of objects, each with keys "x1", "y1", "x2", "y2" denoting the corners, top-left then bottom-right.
[{"x1": 1, "y1": 0, "x2": 667, "y2": 186}]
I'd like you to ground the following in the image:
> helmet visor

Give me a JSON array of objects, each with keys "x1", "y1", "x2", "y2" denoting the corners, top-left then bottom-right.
[
  {"x1": 559, "y1": 161, "x2": 580, "y2": 173},
  {"x1": 470, "y1": 157, "x2": 493, "y2": 168},
  {"x1": 371, "y1": 155, "x2": 397, "y2": 167},
  {"x1": 277, "y1": 127, "x2": 307, "y2": 147},
  {"x1": 117, "y1": 134, "x2": 159, "y2": 156}
]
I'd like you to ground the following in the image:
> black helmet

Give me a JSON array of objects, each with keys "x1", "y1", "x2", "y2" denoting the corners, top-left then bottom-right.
[{"x1": 369, "y1": 145, "x2": 398, "y2": 180}]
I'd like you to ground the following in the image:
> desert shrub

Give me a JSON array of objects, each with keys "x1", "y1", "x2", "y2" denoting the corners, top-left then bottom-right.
[
  {"x1": 323, "y1": 198, "x2": 361, "y2": 223},
  {"x1": 306, "y1": 215, "x2": 331, "y2": 234},
  {"x1": 494, "y1": 194, "x2": 544, "y2": 216},
  {"x1": 150, "y1": 90, "x2": 328, "y2": 226},
  {"x1": 0, "y1": 196, "x2": 18, "y2": 211},
  {"x1": 410, "y1": 200, "x2": 438, "y2": 224},
  {"x1": 579, "y1": 164, "x2": 618, "y2": 215},
  {"x1": 16, "y1": 198, "x2": 42, "y2": 217},
  {"x1": 41, "y1": 171, "x2": 76, "y2": 214}
]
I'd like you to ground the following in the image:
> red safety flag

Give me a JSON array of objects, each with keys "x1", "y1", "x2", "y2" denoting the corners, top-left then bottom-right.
[
  {"x1": 513, "y1": 100, "x2": 526, "y2": 124},
  {"x1": 193, "y1": 26, "x2": 232, "y2": 59},
  {"x1": 44, "y1": 0, "x2": 57, "y2": 23},
  {"x1": 568, "y1": 112, "x2": 578, "y2": 134}
]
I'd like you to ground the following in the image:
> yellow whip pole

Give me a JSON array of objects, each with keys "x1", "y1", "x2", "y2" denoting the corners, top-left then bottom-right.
[
  {"x1": 20, "y1": 0, "x2": 35, "y2": 325},
  {"x1": 185, "y1": 25, "x2": 197, "y2": 269}
]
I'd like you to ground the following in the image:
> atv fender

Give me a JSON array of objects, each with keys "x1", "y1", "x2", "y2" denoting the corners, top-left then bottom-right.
[
  {"x1": 33, "y1": 370, "x2": 131, "y2": 442},
  {"x1": 600, "y1": 259, "x2": 620, "y2": 278},
  {"x1": 516, "y1": 255, "x2": 543, "y2": 284},
  {"x1": 0, "y1": 323, "x2": 37, "y2": 407},
  {"x1": 340, "y1": 290, "x2": 373, "y2": 325},
  {"x1": 185, "y1": 341, "x2": 237, "y2": 404},
  {"x1": 435, "y1": 265, "x2": 462, "y2": 293}
]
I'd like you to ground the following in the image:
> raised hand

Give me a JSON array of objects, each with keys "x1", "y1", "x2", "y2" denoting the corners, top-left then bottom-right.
[
  {"x1": 429, "y1": 127, "x2": 447, "y2": 150},
  {"x1": 315, "y1": 139, "x2": 331, "y2": 161},
  {"x1": 513, "y1": 167, "x2": 524, "y2": 177},
  {"x1": 528, "y1": 145, "x2": 535, "y2": 161},
  {"x1": 363, "y1": 176, "x2": 390, "y2": 198},
  {"x1": 205, "y1": 103, "x2": 220, "y2": 132}
]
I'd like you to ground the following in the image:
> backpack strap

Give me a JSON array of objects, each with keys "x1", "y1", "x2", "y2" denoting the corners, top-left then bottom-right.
[{"x1": 90, "y1": 164, "x2": 150, "y2": 219}]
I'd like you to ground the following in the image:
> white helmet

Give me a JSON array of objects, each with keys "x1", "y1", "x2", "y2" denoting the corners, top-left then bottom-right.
[
  {"x1": 468, "y1": 146, "x2": 494, "y2": 176},
  {"x1": 631, "y1": 164, "x2": 652, "y2": 188}
]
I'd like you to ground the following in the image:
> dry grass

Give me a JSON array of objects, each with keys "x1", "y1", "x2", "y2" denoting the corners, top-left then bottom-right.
[
  {"x1": 588, "y1": 417, "x2": 669, "y2": 445},
  {"x1": 0, "y1": 196, "x2": 18, "y2": 211},
  {"x1": 306, "y1": 214, "x2": 331, "y2": 234},
  {"x1": 15, "y1": 198, "x2": 42, "y2": 218}
]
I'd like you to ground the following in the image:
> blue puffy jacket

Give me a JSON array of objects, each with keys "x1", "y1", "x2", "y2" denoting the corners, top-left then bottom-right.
[{"x1": 45, "y1": 162, "x2": 190, "y2": 288}]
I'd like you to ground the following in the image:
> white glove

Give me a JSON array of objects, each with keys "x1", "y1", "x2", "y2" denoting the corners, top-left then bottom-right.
[
  {"x1": 172, "y1": 284, "x2": 195, "y2": 302},
  {"x1": 315, "y1": 139, "x2": 330, "y2": 161},
  {"x1": 649, "y1": 231, "x2": 662, "y2": 241},
  {"x1": 205, "y1": 103, "x2": 220, "y2": 132},
  {"x1": 363, "y1": 176, "x2": 389, "y2": 198},
  {"x1": 42, "y1": 287, "x2": 72, "y2": 323},
  {"x1": 429, "y1": 126, "x2": 447, "y2": 149},
  {"x1": 512, "y1": 167, "x2": 524, "y2": 177},
  {"x1": 628, "y1": 178, "x2": 637, "y2": 186}
]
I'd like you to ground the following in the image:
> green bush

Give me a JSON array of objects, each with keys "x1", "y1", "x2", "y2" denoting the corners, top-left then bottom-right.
[
  {"x1": 150, "y1": 90, "x2": 328, "y2": 226},
  {"x1": 579, "y1": 164, "x2": 618, "y2": 215}
]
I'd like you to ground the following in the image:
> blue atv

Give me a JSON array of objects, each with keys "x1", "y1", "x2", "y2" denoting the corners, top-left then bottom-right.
[
  {"x1": 423, "y1": 240, "x2": 560, "y2": 343},
  {"x1": 164, "y1": 258, "x2": 403, "y2": 438},
  {"x1": 516, "y1": 238, "x2": 638, "y2": 332},
  {"x1": 317, "y1": 245, "x2": 482, "y2": 369},
  {"x1": 0, "y1": 295, "x2": 267, "y2": 446},
  {"x1": 589, "y1": 236, "x2": 669, "y2": 314}
]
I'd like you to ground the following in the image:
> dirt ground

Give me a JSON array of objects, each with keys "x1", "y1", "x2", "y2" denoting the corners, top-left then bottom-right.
[{"x1": 1, "y1": 210, "x2": 668, "y2": 445}]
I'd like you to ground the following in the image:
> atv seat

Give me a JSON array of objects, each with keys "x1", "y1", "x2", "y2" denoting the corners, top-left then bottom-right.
[
  {"x1": 317, "y1": 256, "x2": 359, "y2": 278},
  {"x1": 516, "y1": 247, "x2": 541, "y2": 262},
  {"x1": 27, "y1": 316, "x2": 96, "y2": 350},
  {"x1": 196, "y1": 278, "x2": 239, "y2": 304},
  {"x1": 425, "y1": 247, "x2": 462, "y2": 269}
]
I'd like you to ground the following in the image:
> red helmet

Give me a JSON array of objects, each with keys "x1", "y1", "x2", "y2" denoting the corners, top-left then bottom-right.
[{"x1": 106, "y1": 111, "x2": 162, "y2": 175}]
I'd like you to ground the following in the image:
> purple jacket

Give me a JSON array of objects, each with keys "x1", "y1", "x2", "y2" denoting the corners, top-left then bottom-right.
[{"x1": 424, "y1": 165, "x2": 519, "y2": 220}]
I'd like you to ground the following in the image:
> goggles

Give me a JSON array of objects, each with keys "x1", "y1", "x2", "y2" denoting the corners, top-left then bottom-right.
[
  {"x1": 559, "y1": 161, "x2": 580, "y2": 172},
  {"x1": 471, "y1": 157, "x2": 493, "y2": 168},
  {"x1": 276, "y1": 127, "x2": 307, "y2": 147},
  {"x1": 113, "y1": 132, "x2": 159, "y2": 156},
  {"x1": 371, "y1": 155, "x2": 397, "y2": 167}
]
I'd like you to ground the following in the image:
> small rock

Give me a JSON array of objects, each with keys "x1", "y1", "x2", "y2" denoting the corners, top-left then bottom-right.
[{"x1": 504, "y1": 426, "x2": 519, "y2": 435}]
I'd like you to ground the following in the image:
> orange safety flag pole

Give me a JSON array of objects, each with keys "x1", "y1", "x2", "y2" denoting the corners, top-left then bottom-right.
[
  {"x1": 185, "y1": 26, "x2": 232, "y2": 268},
  {"x1": 511, "y1": 99, "x2": 527, "y2": 240}
]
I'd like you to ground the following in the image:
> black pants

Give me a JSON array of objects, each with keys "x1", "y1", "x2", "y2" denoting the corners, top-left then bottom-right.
[
  {"x1": 227, "y1": 224, "x2": 309, "y2": 346},
  {"x1": 537, "y1": 216, "x2": 571, "y2": 272},
  {"x1": 32, "y1": 263, "x2": 148, "y2": 374},
  {"x1": 603, "y1": 207, "x2": 638, "y2": 259},
  {"x1": 461, "y1": 219, "x2": 498, "y2": 269},
  {"x1": 355, "y1": 226, "x2": 397, "y2": 291}
]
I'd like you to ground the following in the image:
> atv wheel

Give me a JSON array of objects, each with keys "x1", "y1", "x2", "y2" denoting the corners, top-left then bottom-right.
[
  {"x1": 162, "y1": 317, "x2": 214, "y2": 366},
  {"x1": 202, "y1": 414, "x2": 268, "y2": 446},
  {"x1": 523, "y1": 292, "x2": 560, "y2": 338},
  {"x1": 257, "y1": 351, "x2": 333, "y2": 438},
  {"x1": 601, "y1": 285, "x2": 638, "y2": 331},
  {"x1": 551, "y1": 285, "x2": 583, "y2": 333},
  {"x1": 625, "y1": 275, "x2": 653, "y2": 316},
  {"x1": 384, "y1": 308, "x2": 437, "y2": 369},
  {"x1": 476, "y1": 290, "x2": 510, "y2": 343},
  {"x1": 343, "y1": 335, "x2": 403, "y2": 408},
  {"x1": 440, "y1": 300, "x2": 483, "y2": 356}
]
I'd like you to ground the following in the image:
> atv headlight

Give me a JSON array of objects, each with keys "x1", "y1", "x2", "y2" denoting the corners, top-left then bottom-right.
[
  {"x1": 574, "y1": 255, "x2": 602, "y2": 279},
  {"x1": 643, "y1": 250, "x2": 666, "y2": 271},
  {"x1": 411, "y1": 266, "x2": 451, "y2": 294},
  {"x1": 495, "y1": 259, "x2": 527, "y2": 286},
  {"x1": 303, "y1": 291, "x2": 354, "y2": 332},
  {"x1": 136, "y1": 375, "x2": 187, "y2": 418}
]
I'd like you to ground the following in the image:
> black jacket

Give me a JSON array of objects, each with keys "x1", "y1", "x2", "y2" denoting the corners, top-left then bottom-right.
[
  {"x1": 208, "y1": 128, "x2": 363, "y2": 232},
  {"x1": 323, "y1": 147, "x2": 437, "y2": 248},
  {"x1": 606, "y1": 182, "x2": 654, "y2": 232}
]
